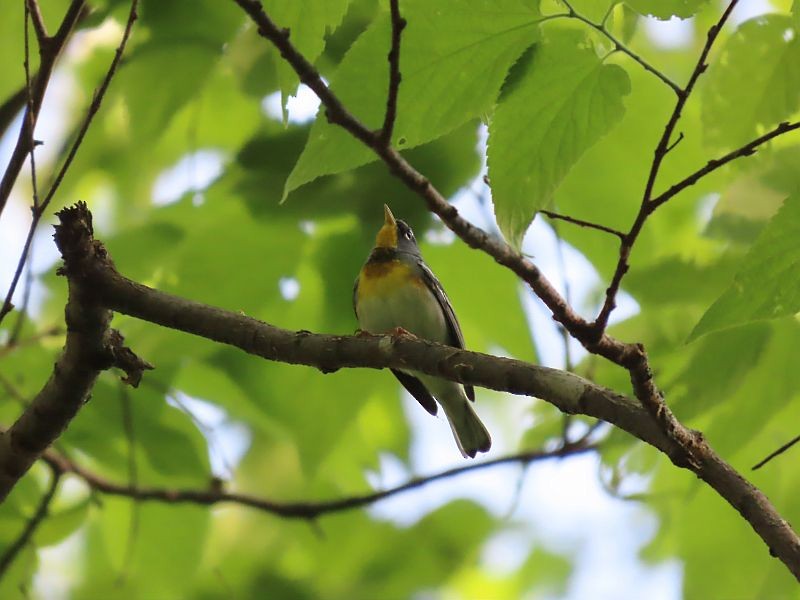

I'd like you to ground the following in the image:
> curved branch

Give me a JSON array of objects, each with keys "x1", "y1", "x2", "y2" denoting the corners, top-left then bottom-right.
[{"x1": 42, "y1": 441, "x2": 595, "y2": 519}]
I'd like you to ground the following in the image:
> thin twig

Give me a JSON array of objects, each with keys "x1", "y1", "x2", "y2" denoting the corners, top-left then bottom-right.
[
  {"x1": 0, "y1": 0, "x2": 86, "y2": 219},
  {"x1": 379, "y1": 0, "x2": 406, "y2": 145},
  {"x1": 559, "y1": 0, "x2": 682, "y2": 96},
  {"x1": 0, "y1": 0, "x2": 138, "y2": 328},
  {"x1": 752, "y1": 435, "x2": 800, "y2": 471},
  {"x1": 593, "y1": 0, "x2": 740, "y2": 335},
  {"x1": 43, "y1": 441, "x2": 595, "y2": 519},
  {"x1": 650, "y1": 121, "x2": 800, "y2": 211},
  {"x1": 24, "y1": 0, "x2": 49, "y2": 42},
  {"x1": 540, "y1": 209, "x2": 626, "y2": 240},
  {"x1": 0, "y1": 468, "x2": 60, "y2": 579}
]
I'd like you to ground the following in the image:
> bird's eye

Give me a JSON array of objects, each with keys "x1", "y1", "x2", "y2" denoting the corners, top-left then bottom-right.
[{"x1": 405, "y1": 230, "x2": 414, "y2": 240}]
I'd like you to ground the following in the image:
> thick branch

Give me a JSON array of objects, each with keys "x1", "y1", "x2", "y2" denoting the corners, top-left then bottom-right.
[
  {"x1": 0, "y1": 204, "x2": 151, "y2": 502},
  {"x1": 43, "y1": 441, "x2": 595, "y2": 519}
]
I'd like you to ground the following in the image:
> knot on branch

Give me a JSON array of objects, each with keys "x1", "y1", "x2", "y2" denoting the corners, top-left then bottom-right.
[{"x1": 100, "y1": 329, "x2": 154, "y2": 387}]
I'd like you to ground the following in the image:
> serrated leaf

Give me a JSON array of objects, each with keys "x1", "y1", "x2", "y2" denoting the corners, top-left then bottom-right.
[
  {"x1": 625, "y1": 0, "x2": 709, "y2": 19},
  {"x1": 263, "y1": 0, "x2": 352, "y2": 116},
  {"x1": 690, "y1": 194, "x2": 800, "y2": 340},
  {"x1": 702, "y1": 14, "x2": 800, "y2": 149},
  {"x1": 283, "y1": 0, "x2": 541, "y2": 199},
  {"x1": 488, "y1": 31, "x2": 630, "y2": 247}
]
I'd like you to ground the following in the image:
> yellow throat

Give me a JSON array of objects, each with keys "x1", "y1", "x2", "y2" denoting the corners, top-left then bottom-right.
[{"x1": 374, "y1": 204, "x2": 398, "y2": 249}]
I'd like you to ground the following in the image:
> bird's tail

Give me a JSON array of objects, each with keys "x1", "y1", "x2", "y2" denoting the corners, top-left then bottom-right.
[{"x1": 440, "y1": 395, "x2": 491, "y2": 459}]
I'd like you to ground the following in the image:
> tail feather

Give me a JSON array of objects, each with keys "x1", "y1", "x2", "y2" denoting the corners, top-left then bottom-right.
[{"x1": 440, "y1": 397, "x2": 491, "y2": 459}]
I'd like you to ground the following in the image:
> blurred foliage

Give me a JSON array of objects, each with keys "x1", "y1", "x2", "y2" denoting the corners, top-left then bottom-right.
[{"x1": 1, "y1": 0, "x2": 800, "y2": 597}]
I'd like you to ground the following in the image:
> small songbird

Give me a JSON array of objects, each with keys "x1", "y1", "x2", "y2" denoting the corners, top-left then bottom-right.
[{"x1": 353, "y1": 205, "x2": 491, "y2": 458}]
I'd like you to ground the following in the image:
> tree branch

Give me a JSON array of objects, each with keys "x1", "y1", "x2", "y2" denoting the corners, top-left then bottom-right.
[
  {"x1": 540, "y1": 209, "x2": 626, "y2": 240},
  {"x1": 42, "y1": 441, "x2": 595, "y2": 519},
  {"x1": 378, "y1": 0, "x2": 405, "y2": 145},
  {"x1": 230, "y1": 2, "x2": 800, "y2": 578},
  {"x1": 0, "y1": 0, "x2": 139, "y2": 327},
  {"x1": 0, "y1": 0, "x2": 86, "y2": 218},
  {"x1": 24, "y1": 0, "x2": 49, "y2": 43},
  {"x1": 752, "y1": 434, "x2": 800, "y2": 471},
  {"x1": 0, "y1": 204, "x2": 152, "y2": 502},
  {"x1": 649, "y1": 120, "x2": 800, "y2": 211},
  {"x1": 0, "y1": 468, "x2": 60, "y2": 578},
  {"x1": 44, "y1": 201, "x2": 800, "y2": 577}
]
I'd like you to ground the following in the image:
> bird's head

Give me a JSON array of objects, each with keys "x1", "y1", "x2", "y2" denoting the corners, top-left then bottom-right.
[{"x1": 374, "y1": 204, "x2": 419, "y2": 254}]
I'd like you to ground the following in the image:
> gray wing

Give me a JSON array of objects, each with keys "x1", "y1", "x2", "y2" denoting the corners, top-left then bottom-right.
[
  {"x1": 354, "y1": 274, "x2": 439, "y2": 415},
  {"x1": 418, "y1": 262, "x2": 476, "y2": 402}
]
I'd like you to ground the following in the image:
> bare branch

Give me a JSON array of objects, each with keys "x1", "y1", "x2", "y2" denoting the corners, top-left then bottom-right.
[
  {"x1": 0, "y1": 0, "x2": 86, "y2": 218},
  {"x1": 753, "y1": 434, "x2": 800, "y2": 471},
  {"x1": 42, "y1": 441, "x2": 595, "y2": 519},
  {"x1": 379, "y1": 0, "x2": 406, "y2": 145},
  {"x1": 650, "y1": 121, "x2": 800, "y2": 212},
  {"x1": 24, "y1": 0, "x2": 49, "y2": 42},
  {"x1": 540, "y1": 209, "x2": 626, "y2": 240},
  {"x1": 0, "y1": 0, "x2": 139, "y2": 328}
]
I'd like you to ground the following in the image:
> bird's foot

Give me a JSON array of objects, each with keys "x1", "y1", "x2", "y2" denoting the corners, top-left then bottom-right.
[{"x1": 390, "y1": 326, "x2": 415, "y2": 338}]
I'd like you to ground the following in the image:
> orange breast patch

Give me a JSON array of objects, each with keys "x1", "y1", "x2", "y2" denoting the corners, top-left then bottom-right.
[{"x1": 358, "y1": 260, "x2": 420, "y2": 299}]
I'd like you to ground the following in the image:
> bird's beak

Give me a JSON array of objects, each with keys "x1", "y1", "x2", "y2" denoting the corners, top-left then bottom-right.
[
  {"x1": 375, "y1": 204, "x2": 398, "y2": 248},
  {"x1": 383, "y1": 204, "x2": 396, "y2": 228}
]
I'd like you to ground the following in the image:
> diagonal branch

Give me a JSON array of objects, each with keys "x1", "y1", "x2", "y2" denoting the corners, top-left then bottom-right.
[
  {"x1": 649, "y1": 120, "x2": 800, "y2": 212},
  {"x1": 43, "y1": 440, "x2": 596, "y2": 519},
  {"x1": 559, "y1": 0, "x2": 682, "y2": 95},
  {"x1": 540, "y1": 209, "x2": 626, "y2": 240}
]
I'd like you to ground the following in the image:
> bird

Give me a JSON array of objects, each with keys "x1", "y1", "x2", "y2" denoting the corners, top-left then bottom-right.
[{"x1": 353, "y1": 204, "x2": 491, "y2": 458}]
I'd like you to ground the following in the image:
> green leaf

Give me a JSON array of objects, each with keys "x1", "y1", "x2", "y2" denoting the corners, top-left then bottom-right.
[
  {"x1": 625, "y1": 0, "x2": 710, "y2": 19},
  {"x1": 283, "y1": 0, "x2": 541, "y2": 198},
  {"x1": 690, "y1": 194, "x2": 800, "y2": 340},
  {"x1": 702, "y1": 14, "x2": 800, "y2": 149},
  {"x1": 263, "y1": 0, "x2": 352, "y2": 116},
  {"x1": 488, "y1": 30, "x2": 630, "y2": 247}
]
